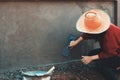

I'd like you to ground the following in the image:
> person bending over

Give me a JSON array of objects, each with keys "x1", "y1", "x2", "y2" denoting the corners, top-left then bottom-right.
[{"x1": 69, "y1": 9, "x2": 120, "y2": 80}]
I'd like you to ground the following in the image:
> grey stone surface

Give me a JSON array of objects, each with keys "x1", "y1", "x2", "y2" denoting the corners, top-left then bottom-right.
[
  {"x1": 0, "y1": 1, "x2": 114, "y2": 72},
  {"x1": 118, "y1": 0, "x2": 120, "y2": 26}
]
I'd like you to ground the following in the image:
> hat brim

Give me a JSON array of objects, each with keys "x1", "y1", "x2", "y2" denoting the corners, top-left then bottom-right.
[{"x1": 76, "y1": 9, "x2": 111, "y2": 34}]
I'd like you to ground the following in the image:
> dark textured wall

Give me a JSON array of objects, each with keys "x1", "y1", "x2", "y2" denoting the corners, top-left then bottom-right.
[
  {"x1": 0, "y1": 1, "x2": 114, "y2": 72},
  {"x1": 0, "y1": 0, "x2": 115, "y2": 2},
  {"x1": 118, "y1": 0, "x2": 120, "y2": 26}
]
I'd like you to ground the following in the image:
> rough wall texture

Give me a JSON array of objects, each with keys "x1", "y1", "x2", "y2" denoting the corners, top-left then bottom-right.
[
  {"x1": 118, "y1": 0, "x2": 120, "y2": 26},
  {"x1": 0, "y1": 1, "x2": 114, "y2": 72}
]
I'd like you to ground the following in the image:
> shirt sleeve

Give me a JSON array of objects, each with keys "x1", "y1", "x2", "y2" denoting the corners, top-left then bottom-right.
[
  {"x1": 81, "y1": 33, "x2": 97, "y2": 40},
  {"x1": 98, "y1": 51, "x2": 118, "y2": 59}
]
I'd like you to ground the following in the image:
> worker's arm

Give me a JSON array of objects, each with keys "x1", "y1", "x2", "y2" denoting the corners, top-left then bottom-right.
[
  {"x1": 69, "y1": 36, "x2": 84, "y2": 48},
  {"x1": 81, "y1": 55, "x2": 99, "y2": 64}
]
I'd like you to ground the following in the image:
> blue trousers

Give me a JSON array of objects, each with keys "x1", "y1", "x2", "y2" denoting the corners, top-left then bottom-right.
[{"x1": 88, "y1": 48, "x2": 120, "y2": 80}]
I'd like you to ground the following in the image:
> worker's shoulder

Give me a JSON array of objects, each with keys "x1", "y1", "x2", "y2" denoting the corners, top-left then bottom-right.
[{"x1": 108, "y1": 23, "x2": 120, "y2": 32}]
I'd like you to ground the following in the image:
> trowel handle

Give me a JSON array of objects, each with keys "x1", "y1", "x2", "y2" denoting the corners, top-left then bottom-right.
[{"x1": 47, "y1": 66, "x2": 55, "y2": 74}]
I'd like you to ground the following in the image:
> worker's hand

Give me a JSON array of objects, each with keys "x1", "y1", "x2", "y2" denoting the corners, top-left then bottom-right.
[
  {"x1": 69, "y1": 40, "x2": 78, "y2": 48},
  {"x1": 81, "y1": 56, "x2": 93, "y2": 64}
]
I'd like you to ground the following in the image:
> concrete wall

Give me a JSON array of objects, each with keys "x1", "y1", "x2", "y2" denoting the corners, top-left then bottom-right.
[
  {"x1": 118, "y1": 0, "x2": 120, "y2": 26},
  {"x1": 0, "y1": 1, "x2": 115, "y2": 72}
]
